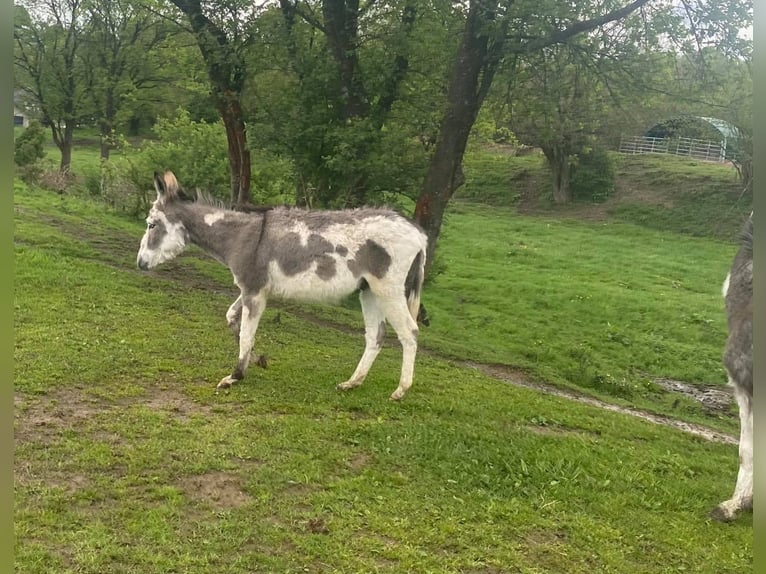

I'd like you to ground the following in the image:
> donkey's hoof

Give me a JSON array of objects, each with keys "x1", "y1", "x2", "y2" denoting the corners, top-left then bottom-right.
[
  {"x1": 336, "y1": 380, "x2": 361, "y2": 391},
  {"x1": 710, "y1": 498, "x2": 750, "y2": 522},
  {"x1": 389, "y1": 388, "x2": 406, "y2": 401},
  {"x1": 216, "y1": 376, "x2": 237, "y2": 390},
  {"x1": 709, "y1": 505, "x2": 736, "y2": 522}
]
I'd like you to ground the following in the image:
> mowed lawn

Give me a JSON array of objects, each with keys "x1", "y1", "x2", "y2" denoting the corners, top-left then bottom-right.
[{"x1": 14, "y1": 180, "x2": 751, "y2": 573}]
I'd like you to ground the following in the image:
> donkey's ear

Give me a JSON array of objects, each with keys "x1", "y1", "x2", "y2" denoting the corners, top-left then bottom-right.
[
  {"x1": 154, "y1": 171, "x2": 180, "y2": 198},
  {"x1": 153, "y1": 171, "x2": 166, "y2": 195}
]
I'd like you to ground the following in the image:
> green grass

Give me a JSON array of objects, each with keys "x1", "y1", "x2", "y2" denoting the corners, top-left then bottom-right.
[{"x1": 14, "y1": 177, "x2": 752, "y2": 573}]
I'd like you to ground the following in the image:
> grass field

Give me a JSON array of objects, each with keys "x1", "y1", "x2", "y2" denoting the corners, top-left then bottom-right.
[{"x1": 14, "y1": 147, "x2": 752, "y2": 573}]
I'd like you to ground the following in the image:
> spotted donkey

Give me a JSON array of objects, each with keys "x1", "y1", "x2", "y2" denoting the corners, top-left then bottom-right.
[
  {"x1": 711, "y1": 213, "x2": 753, "y2": 521},
  {"x1": 137, "y1": 171, "x2": 428, "y2": 400}
]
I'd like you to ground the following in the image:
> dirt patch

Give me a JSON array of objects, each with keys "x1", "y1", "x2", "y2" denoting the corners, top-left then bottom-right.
[
  {"x1": 347, "y1": 453, "x2": 371, "y2": 471},
  {"x1": 14, "y1": 388, "x2": 107, "y2": 445},
  {"x1": 142, "y1": 389, "x2": 214, "y2": 422},
  {"x1": 304, "y1": 516, "x2": 330, "y2": 534},
  {"x1": 654, "y1": 378, "x2": 733, "y2": 413},
  {"x1": 178, "y1": 471, "x2": 252, "y2": 509},
  {"x1": 523, "y1": 528, "x2": 568, "y2": 546}
]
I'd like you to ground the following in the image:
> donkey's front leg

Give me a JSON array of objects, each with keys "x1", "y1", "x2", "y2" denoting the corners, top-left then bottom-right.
[{"x1": 217, "y1": 294, "x2": 266, "y2": 390}]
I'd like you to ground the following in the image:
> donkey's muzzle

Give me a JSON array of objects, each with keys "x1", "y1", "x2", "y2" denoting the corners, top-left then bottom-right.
[{"x1": 137, "y1": 257, "x2": 150, "y2": 271}]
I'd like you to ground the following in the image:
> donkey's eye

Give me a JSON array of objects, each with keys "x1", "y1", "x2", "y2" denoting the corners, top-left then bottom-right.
[{"x1": 147, "y1": 222, "x2": 156, "y2": 229}]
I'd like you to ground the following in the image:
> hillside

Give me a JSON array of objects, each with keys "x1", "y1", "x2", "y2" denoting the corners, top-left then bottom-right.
[
  {"x1": 459, "y1": 148, "x2": 752, "y2": 242},
  {"x1": 14, "y1": 178, "x2": 752, "y2": 573}
]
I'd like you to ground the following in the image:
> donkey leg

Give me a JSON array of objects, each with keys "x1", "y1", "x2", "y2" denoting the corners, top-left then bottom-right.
[
  {"x1": 217, "y1": 294, "x2": 266, "y2": 390},
  {"x1": 380, "y1": 297, "x2": 419, "y2": 401},
  {"x1": 711, "y1": 383, "x2": 753, "y2": 521},
  {"x1": 337, "y1": 289, "x2": 386, "y2": 391},
  {"x1": 226, "y1": 295, "x2": 243, "y2": 340}
]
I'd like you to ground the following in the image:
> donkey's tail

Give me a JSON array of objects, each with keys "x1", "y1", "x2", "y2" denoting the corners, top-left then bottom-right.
[{"x1": 405, "y1": 249, "x2": 429, "y2": 326}]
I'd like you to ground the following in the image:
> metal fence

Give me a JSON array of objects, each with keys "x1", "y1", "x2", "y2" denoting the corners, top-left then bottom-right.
[{"x1": 618, "y1": 135, "x2": 727, "y2": 163}]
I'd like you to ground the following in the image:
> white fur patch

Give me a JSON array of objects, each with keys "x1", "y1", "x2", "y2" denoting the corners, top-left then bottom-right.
[
  {"x1": 722, "y1": 273, "x2": 730, "y2": 298},
  {"x1": 204, "y1": 212, "x2": 226, "y2": 226}
]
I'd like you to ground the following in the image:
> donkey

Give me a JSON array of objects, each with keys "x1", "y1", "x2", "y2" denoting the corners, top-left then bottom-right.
[
  {"x1": 136, "y1": 171, "x2": 428, "y2": 400},
  {"x1": 711, "y1": 213, "x2": 753, "y2": 521}
]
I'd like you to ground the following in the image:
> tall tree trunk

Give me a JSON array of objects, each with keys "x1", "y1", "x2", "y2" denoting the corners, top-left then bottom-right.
[
  {"x1": 322, "y1": 0, "x2": 367, "y2": 120},
  {"x1": 414, "y1": 0, "x2": 501, "y2": 274}
]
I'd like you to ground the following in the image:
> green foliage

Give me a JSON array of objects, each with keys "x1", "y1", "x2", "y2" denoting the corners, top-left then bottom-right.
[
  {"x1": 471, "y1": 106, "x2": 518, "y2": 146},
  {"x1": 646, "y1": 115, "x2": 723, "y2": 141},
  {"x1": 570, "y1": 147, "x2": 616, "y2": 202},
  {"x1": 14, "y1": 120, "x2": 46, "y2": 167},
  {"x1": 118, "y1": 109, "x2": 230, "y2": 206},
  {"x1": 250, "y1": 150, "x2": 297, "y2": 205}
]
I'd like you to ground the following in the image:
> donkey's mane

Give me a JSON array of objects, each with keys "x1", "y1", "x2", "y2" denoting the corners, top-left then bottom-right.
[
  {"x1": 186, "y1": 188, "x2": 228, "y2": 210},
  {"x1": 180, "y1": 187, "x2": 276, "y2": 215}
]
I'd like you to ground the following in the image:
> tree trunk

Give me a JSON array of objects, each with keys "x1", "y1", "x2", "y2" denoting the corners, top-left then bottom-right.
[
  {"x1": 99, "y1": 90, "x2": 116, "y2": 160},
  {"x1": 543, "y1": 146, "x2": 573, "y2": 204},
  {"x1": 50, "y1": 121, "x2": 74, "y2": 173},
  {"x1": 215, "y1": 91, "x2": 251, "y2": 207},
  {"x1": 59, "y1": 139, "x2": 73, "y2": 173},
  {"x1": 414, "y1": 0, "x2": 501, "y2": 274}
]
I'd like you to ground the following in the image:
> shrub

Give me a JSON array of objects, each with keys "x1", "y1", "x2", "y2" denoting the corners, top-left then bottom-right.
[
  {"x1": 123, "y1": 109, "x2": 297, "y2": 207},
  {"x1": 125, "y1": 109, "x2": 230, "y2": 201},
  {"x1": 570, "y1": 147, "x2": 615, "y2": 202},
  {"x1": 14, "y1": 120, "x2": 46, "y2": 167}
]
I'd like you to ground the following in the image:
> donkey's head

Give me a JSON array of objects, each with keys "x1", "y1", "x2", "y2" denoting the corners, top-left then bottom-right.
[{"x1": 137, "y1": 171, "x2": 190, "y2": 270}]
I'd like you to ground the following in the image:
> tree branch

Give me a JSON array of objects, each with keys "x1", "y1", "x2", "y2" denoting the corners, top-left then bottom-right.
[{"x1": 518, "y1": 0, "x2": 652, "y2": 53}]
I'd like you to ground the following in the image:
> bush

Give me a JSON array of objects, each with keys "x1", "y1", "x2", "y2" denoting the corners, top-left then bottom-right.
[
  {"x1": 123, "y1": 109, "x2": 297, "y2": 207},
  {"x1": 14, "y1": 120, "x2": 46, "y2": 167},
  {"x1": 125, "y1": 108, "x2": 230, "y2": 201},
  {"x1": 570, "y1": 147, "x2": 615, "y2": 202}
]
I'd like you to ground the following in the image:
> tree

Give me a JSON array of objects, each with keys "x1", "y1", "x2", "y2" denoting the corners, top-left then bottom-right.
[
  {"x1": 503, "y1": 8, "x2": 666, "y2": 205},
  {"x1": 166, "y1": 0, "x2": 266, "y2": 207},
  {"x1": 14, "y1": 0, "x2": 91, "y2": 173},
  {"x1": 508, "y1": 45, "x2": 604, "y2": 204},
  {"x1": 265, "y1": 0, "x2": 430, "y2": 207},
  {"x1": 414, "y1": 0, "x2": 651, "y2": 273},
  {"x1": 81, "y1": 0, "x2": 168, "y2": 159}
]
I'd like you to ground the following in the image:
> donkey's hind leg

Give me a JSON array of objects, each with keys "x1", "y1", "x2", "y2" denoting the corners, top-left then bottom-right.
[
  {"x1": 337, "y1": 289, "x2": 386, "y2": 392},
  {"x1": 379, "y1": 297, "x2": 419, "y2": 401},
  {"x1": 226, "y1": 295, "x2": 243, "y2": 340},
  {"x1": 711, "y1": 382, "x2": 753, "y2": 521},
  {"x1": 218, "y1": 294, "x2": 266, "y2": 390}
]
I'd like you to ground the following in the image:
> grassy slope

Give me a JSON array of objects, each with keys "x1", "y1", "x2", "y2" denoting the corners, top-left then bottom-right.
[
  {"x1": 14, "y1": 169, "x2": 752, "y2": 573},
  {"x1": 459, "y1": 148, "x2": 752, "y2": 242}
]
